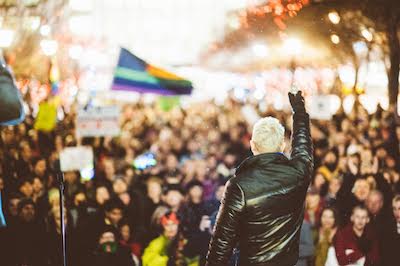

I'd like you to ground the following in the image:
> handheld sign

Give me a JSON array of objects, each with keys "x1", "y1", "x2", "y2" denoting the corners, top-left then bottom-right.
[
  {"x1": 308, "y1": 95, "x2": 340, "y2": 120},
  {"x1": 76, "y1": 106, "x2": 120, "y2": 137},
  {"x1": 60, "y1": 146, "x2": 94, "y2": 172}
]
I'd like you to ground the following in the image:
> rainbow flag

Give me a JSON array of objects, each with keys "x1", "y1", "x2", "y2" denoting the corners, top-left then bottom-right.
[{"x1": 112, "y1": 48, "x2": 193, "y2": 95}]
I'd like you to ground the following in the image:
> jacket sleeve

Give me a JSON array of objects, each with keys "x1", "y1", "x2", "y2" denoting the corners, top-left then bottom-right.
[
  {"x1": 290, "y1": 106, "x2": 314, "y2": 183},
  {"x1": 206, "y1": 180, "x2": 245, "y2": 266},
  {"x1": 142, "y1": 238, "x2": 169, "y2": 266}
]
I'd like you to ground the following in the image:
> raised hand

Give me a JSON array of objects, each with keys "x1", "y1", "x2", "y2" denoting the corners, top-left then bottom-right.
[
  {"x1": 347, "y1": 157, "x2": 359, "y2": 176},
  {"x1": 288, "y1": 90, "x2": 306, "y2": 113}
]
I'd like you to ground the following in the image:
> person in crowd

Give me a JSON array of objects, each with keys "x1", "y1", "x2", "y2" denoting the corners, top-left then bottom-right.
[
  {"x1": 161, "y1": 184, "x2": 185, "y2": 214},
  {"x1": 333, "y1": 205, "x2": 380, "y2": 266},
  {"x1": 69, "y1": 189, "x2": 89, "y2": 229},
  {"x1": 312, "y1": 171, "x2": 327, "y2": 195},
  {"x1": 4, "y1": 198, "x2": 47, "y2": 266},
  {"x1": 147, "y1": 184, "x2": 185, "y2": 243},
  {"x1": 18, "y1": 178, "x2": 34, "y2": 198},
  {"x1": 103, "y1": 198, "x2": 125, "y2": 229},
  {"x1": 64, "y1": 171, "x2": 84, "y2": 204},
  {"x1": 298, "y1": 219, "x2": 314, "y2": 266},
  {"x1": 32, "y1": 157, "x2": 48, "y2": 180},
  {"x1": 95, "y1": 185, "x2": 111, "y2": 207},
  {"x1": 90, "y1": 225, "x2": 136, "y2": 266},
  {"x1": 142, "y1": 177, "x2": 163, "y2": 237},
  {"x1": 32, "y1": 176, "x2": 44, "y2": 201},
  {"x1": 3, "y1": 192, "x2": 21, "y2": 224},
  {"x1": 366, "y1": 190, "x2": 388, "y2": 240},
  {"x1": 113, "y1": 177, "x2": 128, "y2": 196},
  {"x1": 16, "y1": 141, "x2": 34, "y2": 178},
  {"x1": 181, "y1": 180, "x2": 207, "y2": 237},
  {"x1": 305, "y1": 187, "x2": 325, "y2": 231},
  {"x1": 180, "y1": 180, "x2": 209, "y2": 263},
  {"x1": 2, "y1": 85, "x2": 400, "y2": 266},
  {"x1": 315, "y1": 207, "x2": 339, "y2": 266},
  {"x1": 204, "y1": 180, "x2": 226, "y2": 217},
  {"x1": 316, "y1": 149, "x2": 339, "y2": 183},
  {"x1": 84, "y1": 197, "x2": 125, "y2": 256},
  {"x1": 324, "y1": 176, "x2": 342, "y2": 208},
  {"x1": 381, "y1": 194, "x2": 400, "y2": 266},
  {"x1": 337, "y1": 175, "x2": 372, "y2": 225},
  {"x1": 119, "y1": 220, "x2": 142, "y2": 265},
  {"x1": 45, "y1": 205, "x2": 77, "y2": 266},
  {"x1": 142, "y1": 211, "x2": 199, "y2": 266}
]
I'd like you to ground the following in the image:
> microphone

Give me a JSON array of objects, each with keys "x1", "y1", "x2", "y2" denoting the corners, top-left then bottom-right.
[{"x1": 0, "y1": 60, "x2": 25, "y2": 125}]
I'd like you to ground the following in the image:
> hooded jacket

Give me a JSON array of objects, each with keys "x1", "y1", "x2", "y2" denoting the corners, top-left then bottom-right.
[{"x1": 207, "y1": 105, "x2": 313, "y2": 266}]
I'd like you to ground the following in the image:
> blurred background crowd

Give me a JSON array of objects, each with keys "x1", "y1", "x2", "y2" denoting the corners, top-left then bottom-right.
[
  {"x1": 1, "y1": 0, "x2": 400, "y2": 266},
  {"x1": 0, "y1": 94, "x2": 399, "y2": 266}
]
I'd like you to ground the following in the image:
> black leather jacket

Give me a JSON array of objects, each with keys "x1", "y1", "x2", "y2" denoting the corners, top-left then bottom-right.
[{"x1": 206, "y1": 108, "x2": 313, "y2": 266}]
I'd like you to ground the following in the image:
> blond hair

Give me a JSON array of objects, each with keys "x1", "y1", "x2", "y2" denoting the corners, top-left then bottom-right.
[{"x1": 252, "y1": 116, "x2": 285, "y2": 153}]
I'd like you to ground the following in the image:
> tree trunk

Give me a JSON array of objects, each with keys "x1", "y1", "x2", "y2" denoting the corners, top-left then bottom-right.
[{"x1": 387, "y1": 14, "x2": 400, "y2": 115}]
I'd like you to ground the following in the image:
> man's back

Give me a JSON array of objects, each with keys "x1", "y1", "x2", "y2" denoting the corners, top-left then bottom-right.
[
  {"x1": 207, "y1": 91, "x2": 313, "y2": 266},
  {"x1": 235, "y1": 153, "x2": 310, "y2": 265}
]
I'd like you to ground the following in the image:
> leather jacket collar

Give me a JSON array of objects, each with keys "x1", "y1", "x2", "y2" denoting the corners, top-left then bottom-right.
[{"x1": 235, "y1": 152, "x2": 288, "y2": 176}]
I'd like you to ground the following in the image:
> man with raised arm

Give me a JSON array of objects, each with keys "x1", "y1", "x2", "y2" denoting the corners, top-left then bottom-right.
[{"x1": 206, "y1": 91, "x2": 313, "y2": 266}]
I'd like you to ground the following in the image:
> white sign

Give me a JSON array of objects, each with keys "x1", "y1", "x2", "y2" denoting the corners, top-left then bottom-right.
[
  {"x1": 60, "y1": 146, "x2": 94, "y2": 172},
  {"x1": 76, "y1": 106, "x2": 120, "y2": 137},
  {"x1": 308, "y1": 95, "x2": 341, "y2": 120}
]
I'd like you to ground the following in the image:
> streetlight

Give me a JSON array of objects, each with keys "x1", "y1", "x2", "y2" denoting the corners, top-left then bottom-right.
[
  {"x1": 228, "y1": 16, "x2": 241, "y2": 30},
  {"x1": 330, "y1": 34, "x2": 340, "y2": 44},
  {"x1": 361, "y1": 28, "x2": 373, "y2": 42},
  {"x1": 69, "y1": 45, "x2": 83, "y2": 60},
  {"x1": 40, "y1": 39, "x2": 58, "y2": 56},
  {"x1": 328, "y1": 11, "x2": 340, "y2": 24},
  {"x1": 0, "y1": 29, "x2": 15, "y2": 48},
  {"x1": 29, "y1": 17, "x2": 41, "y2": 31},
  {"x1": 283, "y1": 38, "x2": 302, "y2": 55},
  {"x1": 283, "y1": 37, "x2": 303, "y2": 88},
  {"x1": 252, "y1": 43, "x2": 268, "y2": 57}
]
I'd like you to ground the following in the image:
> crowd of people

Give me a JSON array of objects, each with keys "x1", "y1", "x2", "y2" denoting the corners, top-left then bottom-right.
[{"x1": 0, "y1": 93, "x2": 399, "y2": 266}]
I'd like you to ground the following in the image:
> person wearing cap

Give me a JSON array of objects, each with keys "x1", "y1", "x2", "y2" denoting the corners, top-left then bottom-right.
[{"x1": 207, "y1": 91, "x2": 313, "y2": 266}]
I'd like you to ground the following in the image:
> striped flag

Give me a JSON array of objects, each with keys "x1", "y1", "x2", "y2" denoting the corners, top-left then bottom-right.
[{"x1": 112, "y1": 48, "x2": 193, "y2": 95}]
